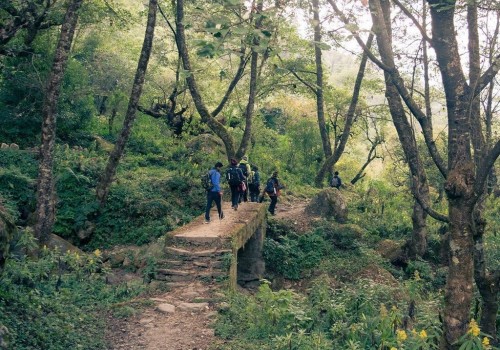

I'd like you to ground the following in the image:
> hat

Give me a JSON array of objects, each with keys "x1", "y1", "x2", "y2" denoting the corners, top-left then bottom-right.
[{"x1": 242, "y1": 155, "x2": 248, "y2": 160}]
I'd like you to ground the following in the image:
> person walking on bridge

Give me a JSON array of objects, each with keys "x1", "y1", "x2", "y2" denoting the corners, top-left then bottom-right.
[
  {"x1": 226, "y1": 158, "x2": 244, "y2": 211},
  {"x1": 204, "y1": 162, "x2": 224, "y2": 224},
  {"x1": 238, "y1": 155, "x2": 252, "y2": 203},
  {"x1": 265, "y1": 171, "x2": 284, "y2": 216}
]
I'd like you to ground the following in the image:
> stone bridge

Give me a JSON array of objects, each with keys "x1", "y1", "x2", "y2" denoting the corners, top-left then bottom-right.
[{"x1": 155, "y1": 202, "x2": 267, "y2": 289}]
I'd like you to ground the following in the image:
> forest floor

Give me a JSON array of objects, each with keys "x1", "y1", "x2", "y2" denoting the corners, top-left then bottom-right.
[{"x1": 105, "y1": 198, "x2": 311, "y2": 350}]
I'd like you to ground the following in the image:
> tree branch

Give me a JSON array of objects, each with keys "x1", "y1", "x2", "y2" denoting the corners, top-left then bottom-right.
[
  {"x1": 391, "y1": 0, "x2": 433, "y2": 45},
  {"x1": 411, "y1": 177, "x2": 449, "y2": 223},
  {"x1": 326, "y1": 0, "x2": 391, "y2": 72},
  {"x1": 474, "y1": 140, "x2": 500, "y2": 195}
]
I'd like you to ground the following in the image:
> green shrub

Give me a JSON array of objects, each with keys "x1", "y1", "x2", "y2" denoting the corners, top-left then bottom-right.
[
  {"x1": 0, "y1": 237, "x2": 144, "y2": 350},
  {"x1": 215, "y1": 277, "x2": 443, "y2": 350}
]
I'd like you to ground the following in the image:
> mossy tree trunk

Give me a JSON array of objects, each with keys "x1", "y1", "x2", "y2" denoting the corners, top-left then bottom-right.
[
  {"x1": 96, "y1": 0, "x2": 158, "y2": 207},
  {"x1": 34, "y1": 0, "x2": 83, "y2": 245},
  {"x1": 368, "y1": 0, "x2": 430, "y2": 259}
]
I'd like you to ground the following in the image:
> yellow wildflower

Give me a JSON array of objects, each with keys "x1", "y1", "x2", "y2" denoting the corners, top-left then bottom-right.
[
  {"x1": 380, "y1": 304, "x2": 388, "y2": 317},
  {"x1": 390, "y1": 347, "x2": 398, "y2": 350},
  {"x1": 396, "y1": 329, "x2": 407, "y2": 342},
  {"x1": 414, "y1": 270, "x2": 421, "y2": 280},
  {"x1": 93, "y1": 249, "x2": 102, "y2": 258},
  {"x1": 411, "y1": 329, "x2": 417, "y2": 336},
  {"x1": 482, "y1": 337, "x2": 491, "y2": 348},
  {"x1": 419, "y1": 330, "x2": 427, "y2": 339},
  {"x1": 468, "y1": 319, "x2": 480, "y2": 337}
]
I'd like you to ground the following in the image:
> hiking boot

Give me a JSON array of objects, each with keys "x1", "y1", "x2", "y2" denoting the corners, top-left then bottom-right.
[
  {"x1": 204, "y1": 219, "x2": 211, "y2": 224},
  {"x1": 234, "y1": 205, "x2": 238, "y2": 211},
  {"x1": 219, "y1": 211, "x2": 225, "y2": 220}
]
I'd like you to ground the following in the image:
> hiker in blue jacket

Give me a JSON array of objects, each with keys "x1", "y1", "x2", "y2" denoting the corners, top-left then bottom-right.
[{"x1": 205, "y1": 162, "x2": 224, "y2": 223}]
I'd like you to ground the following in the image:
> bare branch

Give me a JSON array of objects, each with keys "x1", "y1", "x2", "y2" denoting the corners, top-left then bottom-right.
[
  {"x1": 391, "y1": 0, "x2": 433, "y2": 45},
  {"x1": 411, "y1": 179, "x2": 449, "y2": 223}
]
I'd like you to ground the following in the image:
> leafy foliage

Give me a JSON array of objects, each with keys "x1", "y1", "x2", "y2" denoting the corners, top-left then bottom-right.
[{"x1": 0, "y1": 234, "x2": 144, "y2": 350}]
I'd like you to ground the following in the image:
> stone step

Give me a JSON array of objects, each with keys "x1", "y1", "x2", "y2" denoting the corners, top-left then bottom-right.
[
  {"x1": 165, "y1": 246, "x2": 231, "y2": 258},
  {"x1": 157, "y1": 259, "x2": 185, "y2": 267},
  {"x1": 157, "y1": 268, "x2": 191, "y2": 276},
  {"x1": 172, "y1": 235, "x2": 226, "y2": 247},
  {"x1": 154, "y1": 268, "x2": 227, "y2": 283}
]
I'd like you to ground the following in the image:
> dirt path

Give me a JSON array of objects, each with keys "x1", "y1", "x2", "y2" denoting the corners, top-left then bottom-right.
[
  {"x1": 105, "y1": 200, "x2": 310, "y2": 350},
  {"x1": 106, "y1": 281, "x2": 222, "y2": 350}
]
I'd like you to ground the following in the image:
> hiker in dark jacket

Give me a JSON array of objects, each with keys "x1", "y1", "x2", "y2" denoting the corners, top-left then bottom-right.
[
  {"x1": 330, "y1": 171, "x2": 342, "y2": 189},
  {"x1": 249, "y1": 165, "x2": 261, "y2": 202},
  {"x1": 226, "y1": 158, "x2": 244, "y2": 210},
  {"x1": 204, "y1": 162, "x2": 224, "y2": 223},
  {"x1": 265, "y1": 171, "x2": 284, "y2": 215}
]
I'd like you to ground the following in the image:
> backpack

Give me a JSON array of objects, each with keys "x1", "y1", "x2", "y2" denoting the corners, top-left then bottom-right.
[
  {"x1": 238, "y1": 163, "x2": 249, "y2": 177},
  {"x1": 265, "y1": 178, "x2": 275, "y2": 194},
  {"x1": 201, "y1": 171, "x2": 214, "y2": 191},
  {"x1": 226, "y1": 167, "x2": 241, "y2": 186},
  {"x1": 330, "y1": 176, "x2": 340, "y2": 188}
]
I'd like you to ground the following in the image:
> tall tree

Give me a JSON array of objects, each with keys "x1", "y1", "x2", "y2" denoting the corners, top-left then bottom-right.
[
  {"x1": 95, "y1": 0, "x2": 158, "y2": 207},
  {"x1": 311, "y1": 0, "x2": 333, "y2": 167},
  {"x1": 175, "y1": 0, "x2": 278, "y2": 161},
  {"x1": 314, "y1": 32, "x2": 374, "y2": 186},
  {"x1": 34, "y1": 0, "x2": 83, "y2": 245},
  {"x1": 331, "y1": 0, "x2": 500, "y2": 346}
]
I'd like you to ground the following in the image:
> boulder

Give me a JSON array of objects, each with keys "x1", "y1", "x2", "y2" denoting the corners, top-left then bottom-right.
[
  {"x1": 0, "y1": 143, "x2": 8, "y2": 149},
  {"x1": 305, "y1": 188, "x2": 348, "y2": 223},
  {"x1": 376, "y1": 239, "x2": 407, "y2": 266},
  {"x1": 0, "y1": 205, "x2": 16, "y2": 271},
  {"x1": 156, "y1": 303, "x2": 176, "y2": 314},
  {"x1": 355, "y1": 264, "x2": 399, "y2": 287},
  {"x1": 47, "y1": 234, "x2": 82, "y2": 254},
  {"x1": 8, "y1": 143, "x2": 19, "y2": 150},
  {"x1": 177, "y1": 302, "x2": 209, "y2": 312}
]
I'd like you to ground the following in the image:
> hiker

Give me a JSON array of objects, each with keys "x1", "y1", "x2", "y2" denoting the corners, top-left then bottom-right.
[
  {"x1": 238, "y1": 155, "x2": 252, "y2": 203},
  {"x1": 204, "y1": 162, "x2": 224, "y2": 223},
  {"x1": 249, "y1": 165, "x2": 261, "y2": 202},
  {"x1": 330, "y1": 171, "x2": 342, "y2": 189},
  {"x1": 226, "y1": 158, "x2": 244, "y2": 210},
  {"x1": 265, "y1": 171, "x2": 284, "y2": 216}
]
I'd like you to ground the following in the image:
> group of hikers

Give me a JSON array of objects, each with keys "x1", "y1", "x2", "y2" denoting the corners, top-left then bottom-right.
[
  {"x1": 203, "y1": 155, "x2": 284, "y2": 223},
  {"x1": 203, "y1": 156, "x2": 342, "y2": 223}
]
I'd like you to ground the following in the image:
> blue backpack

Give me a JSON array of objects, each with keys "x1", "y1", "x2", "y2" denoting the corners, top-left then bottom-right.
[{"x1": 265, "y1": 178, "x2": 275, "y2": 194}]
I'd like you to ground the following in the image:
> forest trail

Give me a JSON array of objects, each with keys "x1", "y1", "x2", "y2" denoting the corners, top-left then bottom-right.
[{"x1": 106, "y1": 199, "x2": 310, "y2": 350}]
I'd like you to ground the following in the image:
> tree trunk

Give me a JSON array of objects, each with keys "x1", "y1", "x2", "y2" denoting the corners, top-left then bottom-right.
[
  {"x1": 236, "y1": 0, "x2": 263, "y2": 159},
  {"x1": 428, "y1": 1, "x2": 476, "y2": 347},
  {"x1": 369, "y1": 0, "x2": 429, "y2": 259},
  {"x1": 34, "y1": 0, "x2": 83, "y2": 245},
  {"x1": 312, "y1": 0, "x2": 332, "y2": 165},
  {"x1": 175, "y1": 0, "x2": 236, "y2": 160},
  {"x1": 472, "y1": 204, "x2": 499, "y2": 342},
  {"x1": 96, "y1": 0, "x2": 157, "y2": 206},
  {"x1": 315, "y1": 32, "x2": 373, "y2": 187}
]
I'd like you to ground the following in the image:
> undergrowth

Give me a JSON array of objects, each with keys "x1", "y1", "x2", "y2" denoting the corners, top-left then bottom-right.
[{"x1": 0, "y1": 232, "x2": 144, "y2": 350}]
